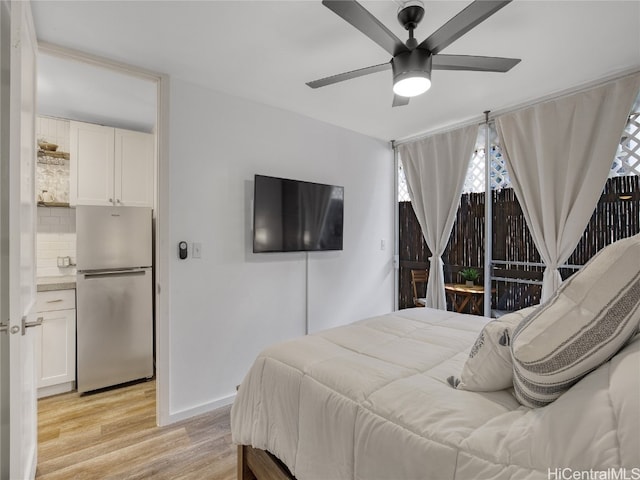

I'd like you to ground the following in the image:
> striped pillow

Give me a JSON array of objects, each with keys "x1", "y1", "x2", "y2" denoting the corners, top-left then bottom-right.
[{"x1": 512, "y1": 233, "x2": 640, "y2": 408}]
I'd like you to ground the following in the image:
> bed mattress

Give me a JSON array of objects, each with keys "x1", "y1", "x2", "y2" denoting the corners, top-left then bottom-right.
[{"x1": 231, "y1": 307, "x2": 640, "y2": 480}]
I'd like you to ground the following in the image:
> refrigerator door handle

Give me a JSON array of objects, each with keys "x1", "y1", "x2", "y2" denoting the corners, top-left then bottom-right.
[{"x1": 83, "y1": 269, "x2": 148, "y2": 279}]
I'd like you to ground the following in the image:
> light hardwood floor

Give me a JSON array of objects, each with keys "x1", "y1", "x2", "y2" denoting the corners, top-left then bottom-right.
[{"x1": 36, "y1": 380, "x2": 236, "y2": 480}]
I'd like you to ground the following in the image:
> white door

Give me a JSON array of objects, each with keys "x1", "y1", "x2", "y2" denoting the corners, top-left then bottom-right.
[
  {"x1": 0, "y1": 3, "x2": 10, "y2": 477},
  {"x1": 0, "y1": 1, "x2": 39, "y2": 479}
]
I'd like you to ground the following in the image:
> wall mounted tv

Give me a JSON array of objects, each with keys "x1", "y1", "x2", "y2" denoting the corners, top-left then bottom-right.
[{"x1": 253, "y1": 174, "x2": 344, "y2": 253}]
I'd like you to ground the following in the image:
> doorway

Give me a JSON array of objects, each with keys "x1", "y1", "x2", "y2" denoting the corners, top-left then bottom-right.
[{"x1": 34, "y1": 42, "x2": 169, "y2": 442}]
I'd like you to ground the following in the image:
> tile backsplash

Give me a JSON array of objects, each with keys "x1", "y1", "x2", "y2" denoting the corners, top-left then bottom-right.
[
  {"x1": 37, "y1": 207, "x2": 77, "y2": 278},
  {"x1": 36, "y1": 116, "x2": 71, "y2": 205}
]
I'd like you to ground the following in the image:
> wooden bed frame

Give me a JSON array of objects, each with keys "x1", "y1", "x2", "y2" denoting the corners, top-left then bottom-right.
[{"x1": 237, "y1": 445, "x2": 296, "y2": 480}]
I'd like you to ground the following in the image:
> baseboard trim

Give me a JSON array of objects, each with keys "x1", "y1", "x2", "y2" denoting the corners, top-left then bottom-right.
[
  {"x1": 38, "y1": 381, "x2": 75, "y2": 399},
  {"x1": 167, "y1": 392, "x2": 236, "y2": 424}
]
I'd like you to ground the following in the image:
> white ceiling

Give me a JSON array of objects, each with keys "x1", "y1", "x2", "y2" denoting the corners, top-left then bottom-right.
[
  {"x1": 38, "y1": 53, "x2": 157, "y2": 133},
  {"x1": 32, "y1": 0, "x2": 640, "y2": 142}
]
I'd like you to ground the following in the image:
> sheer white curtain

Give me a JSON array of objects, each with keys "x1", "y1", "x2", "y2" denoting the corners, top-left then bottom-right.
[
  {"x1": 399, "y1": 124, "x2": 478, "y2": 309},
  {"x1": 496, "y1": 73, "x2": 640, "y2": 302}
]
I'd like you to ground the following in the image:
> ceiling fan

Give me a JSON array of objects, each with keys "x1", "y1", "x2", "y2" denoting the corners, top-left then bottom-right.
[{"x1": 307, "y1": 0, "x2": 521, "y2": 107}]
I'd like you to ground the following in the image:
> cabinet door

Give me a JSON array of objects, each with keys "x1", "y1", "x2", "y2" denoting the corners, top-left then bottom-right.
[
  {"x1": 114, "y1": 129, "x2": 154, "y2": 207},
  {"x1": 35, "y1": 308, "x2": 76, "y2": 389},
  {"x1": 70, "y1": 121, "x2": 115, "y2": 206}
]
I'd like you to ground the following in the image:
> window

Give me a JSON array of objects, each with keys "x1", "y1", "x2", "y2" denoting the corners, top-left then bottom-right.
[{"x1": 397, "y1": 91, "x2": 640, "y2": 312}]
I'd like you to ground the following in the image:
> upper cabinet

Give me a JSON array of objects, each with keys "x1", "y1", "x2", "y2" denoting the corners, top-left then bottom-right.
[
  {"x1": 115, "y1": 129, "x2": 155, "y2": 207},
  {"x1": 70, "y1": 121, "x2": 154, "y2": 207},
  {"x1": 70, "y1": 121, "x2": 114, "y2": 206}
]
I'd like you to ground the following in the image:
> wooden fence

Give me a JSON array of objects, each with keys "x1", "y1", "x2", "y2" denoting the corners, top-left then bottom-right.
[{"x1": 398, "y1": 175, "x2": 640, "y2": 311}]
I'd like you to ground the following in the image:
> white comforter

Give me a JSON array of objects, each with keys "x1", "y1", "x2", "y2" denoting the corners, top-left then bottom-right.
[{"x1": 231, "y1": 308, "x2": 640, "y2": 480}]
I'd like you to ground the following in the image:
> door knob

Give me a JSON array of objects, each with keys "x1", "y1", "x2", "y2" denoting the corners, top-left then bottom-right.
[
  {"x1": 22, "y1": 315, "x2": 43, "y2": 336},
  {"x1": 0, "y1": 322, "x2": 20, "y2": 335}
]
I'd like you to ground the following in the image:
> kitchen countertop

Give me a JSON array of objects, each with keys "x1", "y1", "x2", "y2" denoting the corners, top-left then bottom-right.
[{"x1": 37, "y1": 275, "x2": 76, "y2": 292}]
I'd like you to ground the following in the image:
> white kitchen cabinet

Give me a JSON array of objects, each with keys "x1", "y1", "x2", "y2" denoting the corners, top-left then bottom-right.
[
  {"x1": 35, "y1": 289, "x2": 76, "y2": 398},
  {"x1": 115, "y1": 129, "x2": 155, "y2": 207},
  {"x1": 70, "y1": 121, "x2": 114, "y2": 206},
  {"x1": 70, "y1": 121, "x2": 154, "y2": 207}
]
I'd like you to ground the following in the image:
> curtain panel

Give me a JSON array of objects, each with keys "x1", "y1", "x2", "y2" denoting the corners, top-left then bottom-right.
[
  {"x1": 399, "y1": 124, "x2": 478, "y2": 309},
  {"x1": 496, "y1": 73, "x2": 640, "y2": 302}
]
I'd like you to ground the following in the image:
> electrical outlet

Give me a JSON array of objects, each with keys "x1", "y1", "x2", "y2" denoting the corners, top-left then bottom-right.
[
  {"x1": 192, "y1": 242, "x2": 202, "y2": 259},
  {"x1": 58, "y1": 256, "x2": 72, "y2": 268}
]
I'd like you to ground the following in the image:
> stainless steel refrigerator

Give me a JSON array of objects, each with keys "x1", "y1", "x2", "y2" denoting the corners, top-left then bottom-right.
[{"x1": 76, "y1": 205, "x2": 153, "y2": 393}]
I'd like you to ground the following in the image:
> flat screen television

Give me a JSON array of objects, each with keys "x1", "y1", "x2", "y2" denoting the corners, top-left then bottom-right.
[{"x1": 253, "y1": 174, "x2": 344, "y2": 253}]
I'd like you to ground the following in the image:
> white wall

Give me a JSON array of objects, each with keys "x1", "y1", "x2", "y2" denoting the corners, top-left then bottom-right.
[{"x1": 168, "y1": 79, "x2": 395, "y2": 419}]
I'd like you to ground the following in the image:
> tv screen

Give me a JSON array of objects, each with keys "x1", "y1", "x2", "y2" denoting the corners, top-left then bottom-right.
[{"x1": 253, "y1": 175, "x2": 344, "y2": 253}]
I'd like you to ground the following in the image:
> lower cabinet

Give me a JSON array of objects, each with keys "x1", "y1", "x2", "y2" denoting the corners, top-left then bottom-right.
[{"x1": 35, "y1": 289, "x2": 76, "y2": 398}]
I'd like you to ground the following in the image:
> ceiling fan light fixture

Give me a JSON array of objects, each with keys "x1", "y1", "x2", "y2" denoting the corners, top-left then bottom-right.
[
  {"x1": 393, "y1": 75, "x2": 431, "y2": 97},
  {"x1": 392, "y1": 49, "x2": 432, "y2": 98}
]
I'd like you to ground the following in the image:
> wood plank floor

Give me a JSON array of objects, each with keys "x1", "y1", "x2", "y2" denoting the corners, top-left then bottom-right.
[{"x1": 36, "y1": 380, "x2": 236, "y2": 480}]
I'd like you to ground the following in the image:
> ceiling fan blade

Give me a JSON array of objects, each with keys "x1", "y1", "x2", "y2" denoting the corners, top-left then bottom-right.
[
  {"x1": 392, "y1": 95, "x2": 410, "y2": 107},
  {"x1": 432, "y1": 54, "x2": 521, "y2": 72},
  {"x1": 307, "y1": 62, "x2": 391, "y2": 89},
  {"x1": 322, "y1": 0, "x2": 408, "y2": 56},
  {"x1": 419, "y1": 0, "x2": 512, "y2": 55}
]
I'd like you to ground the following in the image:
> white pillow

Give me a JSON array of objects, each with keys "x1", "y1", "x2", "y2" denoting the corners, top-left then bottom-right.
[
  {"x1": 447, "y1": 306, "x2": 537, "y2": 391},
  {"x1": 512, "y1": 233, "x2": 640, "y2": 408}
]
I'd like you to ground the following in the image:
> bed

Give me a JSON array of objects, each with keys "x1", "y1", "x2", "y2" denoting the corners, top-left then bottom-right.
[
  {"x1": 231, "y1": 305, "x2": 640, "y2": 479},
  {"x1": 232, "y1": 228, "x2": 640, "y2": 480}
]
